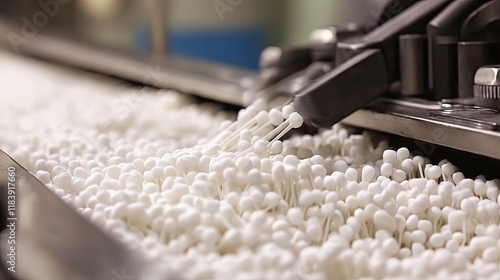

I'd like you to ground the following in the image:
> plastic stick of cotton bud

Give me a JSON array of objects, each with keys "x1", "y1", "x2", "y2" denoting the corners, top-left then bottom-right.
[
  {"x1": 216, "y1": 106, "x2": 262, "y2": 146},
  {"x1": 252, "y1": 109, "x2": 283, "y2": 137},
  {"x1": 264, "y1": 112, "x2": 304, "y2": 143},
  {"x1": 236, "y1": 112, "x2": 303, "y2": 157},
  {"x1": 412, "y1": 156, "x2": 425, "y2": 178},
  {"x1": 320, "y1": 203, "x2": 336, "y2": 241}
]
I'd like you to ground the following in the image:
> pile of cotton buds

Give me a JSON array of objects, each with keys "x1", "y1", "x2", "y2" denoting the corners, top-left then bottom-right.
[{"x1": 1, "y1": 51, "x2": 499, "y2": 279}]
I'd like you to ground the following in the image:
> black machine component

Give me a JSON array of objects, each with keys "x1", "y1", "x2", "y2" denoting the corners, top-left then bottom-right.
[
  {"x1": 292, "y1": 0, "x2": 500, "y2": 128},
  {"x1": 427, "y1": 0, "x2": 488, "y2": 100},
  {"x1": 293, "y1": 1, "x2": 452, "y2": 127},
  {"x1": 278, "y1": 0, "x2": 500, "y2": 160},
  {"x1": 458, "y1": 0, "x2": 500, "y2": 98},
  {"x1": 399, "y1": 34, "x2": 428, "y2": 96},
  {"x1": 458, "y1": 41, "x2": 500, "y2": 98}
]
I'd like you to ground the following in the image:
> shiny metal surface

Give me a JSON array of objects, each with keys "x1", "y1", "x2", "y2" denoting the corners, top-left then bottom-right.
[
  {"x1": 474, "y1": 65, "x2": 500, "y2": 99},
  {"x1": 309, "y1": 27, "x2": 337, "y2": 45},
  {"x1": 146, "y1": 0, "x2": 168, "y2": 54},
  {"x1": 475, "y1": 65, "x2": 500, "y2": 86},
  {"x1": 0, "y1": 20, "x2": 256, "y2": 107},
  {"x1": 342, "y1": 98, "x2": 500, "y2": 160}
]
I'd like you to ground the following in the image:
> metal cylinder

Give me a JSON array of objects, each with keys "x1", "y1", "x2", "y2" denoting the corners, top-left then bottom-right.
[
  {"x1": 399, "y1": 34, "x2": 428, "y2": 96},
  {"x1": 145, "y1": 0, "x2": 167, "y2": 54},
  {"x1": 431, "y1": 35, "x2": 458, "y2": 100}
]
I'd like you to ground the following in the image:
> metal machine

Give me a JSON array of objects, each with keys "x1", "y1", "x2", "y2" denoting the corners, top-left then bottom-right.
[
  {"x1": 1, "y1": 0, "x2": 500, "y2": 159},
  {"x1": 1, "y1": 0, "x2": 500, "y2": 279}
]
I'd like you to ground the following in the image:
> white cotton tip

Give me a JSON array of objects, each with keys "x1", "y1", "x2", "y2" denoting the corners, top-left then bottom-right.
[
  {"x1": 283, "y1": 155, "x2": 299, "y2": 166},
  {"x1": 417, "y1": 220, "x2": 433, "y2": 236},
  {"x1": 429, "y1": 233, "x2": 445, "y2": 249},
  {"x1": 452, "y1": 172, "x2": 465, "y2": 185},
  {"x1": 382, "y1": 238, "x2": 400, "y2": 257},
  {"x1": 345, "y1": 168, "x2": 358, "y2": 182},
  {"x1": 250, "y1": 98, "x2": 267, "y2": 111},
  {"x1": 282, "y1": 104, "x2": 295, "y2": 119},
  {"x1": 448, "y1": 210, "x2": 465, "y2": 232},
  {"x1": 270, "y1": 141, "x2": 283, "y2": 154},
  {"x1": 238, "y1": 140, "x2": 252, "y2": 152},
  {"x1": 412, "y1": 155, "x2": 425, "y2": 166},
  {"x1": 441, "y1": 163, "x2": 455, "y2": 177},
  {"x1": 236, "y1": 157, "x2": 252, "y2": 173},
  {"x1": 485, "y1": 184, "x2": 498, "y2": 201},
  {"x1": 426, "y1": 165, "x2": 442, "y2": 180},
  {"x1": 250, "y1": 210, "x2": 267, "y2": 227},
  {"x1": 269, "y1": 108, "x2": 284, "y2": 126},
  {"x1": 250, "y1": 188, "x2": 264, "y2": 207},
  {"x1": 239, "y1": 196, "x2": 254, "y2": 213},
  {"x1": 73, "y1": 166, "x2": 90, "y2": 179},
  {"x1": 474, "y1": 180, "x2": 488, "y2": 198},
  {"x1": 383, "y1": 150, "x2": 397, "y2": 163},
  {"x1": 381, "y1": 162, "x2": 393, "y2": 177},
  {"x1": 445, "y1": 239, "x2": 459, "y2": 252},
  {"x1": 483, "y1": 247, "x2": 500, "y2": 263},
  {"x1": 411, "y1": 242, "x2": 426, "y2": 256},
  {"x1": 288, "y1": 112, "x2": 304, "y2": 129},
  {"x1": 339, "y1": 224, "x2": 355, "y2": 243},
  {"x1": 400, "y1": 159, "x2": 414, "y2": 174},
  {"x1": 345, "y1": 196, "x2": 359, "y2": 211},
  {"x1": 405, "y1": 215, "x2": 418, "y2": 231},
  {"x1": 373, "y1": 210, "x2": 396, "y2": 234},
  {"x1": 396, "y1": 147, "x2": 410, "y2": 161},
  {"x1": 459, "y1": 178, "x2": 474, "y2": 190},
  {"x1": 264, "y1": 192, "x2": 280, "y2": 209},
  {"x1": 392, "y1": 169, "x2": 406, "y2": 183},
  {"x1": 254, "y1": 140, "x2": 268, "y2": 154},
  {"x1": 101, "y1": 179, "x2": 121, "y2": 190},
  {"x1": 240, "y1": 129, "x2": 253, "y2": 142},
  {"x1": 311, "y1": 164, "x2": 326, "y2": 178},
  {"x1": 255, "y1": 111, "x2": 269, "y2": 125},
  {"x1": 460, "y1": 198, "x2": 476, "y2": 217},
  {"x1": 362, "y1": 165, "x2": 376, "y2": 183},
  {"x1": 287, "y1": 208, "x2": 304, "y2": 226},
  {"x1": 299, "y1": 190, "x2": 314, "y2": 208}
]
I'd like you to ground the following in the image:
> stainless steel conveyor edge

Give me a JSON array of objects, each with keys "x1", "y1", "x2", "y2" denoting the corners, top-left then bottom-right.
[{"x1": 0, "y1": 150, "x2": 170, "y2": 280}]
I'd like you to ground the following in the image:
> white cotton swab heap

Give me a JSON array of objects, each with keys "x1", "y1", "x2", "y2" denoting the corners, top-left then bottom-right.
[{"x1": 209, "y1": 102, "x2": 304, "y2": 159}]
